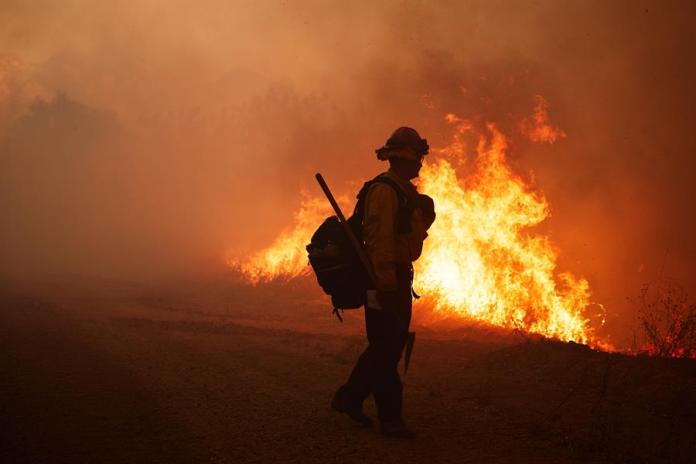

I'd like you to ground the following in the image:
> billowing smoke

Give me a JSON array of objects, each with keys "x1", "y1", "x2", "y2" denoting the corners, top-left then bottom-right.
[{"x1": 1, "y1": 1, "x2": 694, "y2": 341}]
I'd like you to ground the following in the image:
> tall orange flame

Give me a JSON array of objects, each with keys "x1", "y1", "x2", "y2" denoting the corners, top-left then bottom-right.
[{"x1": 415, "y1": 117, "x2": 591, "y2": 343}]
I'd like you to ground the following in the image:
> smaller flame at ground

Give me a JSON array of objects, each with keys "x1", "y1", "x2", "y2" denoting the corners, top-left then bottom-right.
[{"x1": 231, "y1": 195, "x2": 347, "y2": 283}]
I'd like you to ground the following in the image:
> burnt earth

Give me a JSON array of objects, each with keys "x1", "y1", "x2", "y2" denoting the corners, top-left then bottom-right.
[{"x1": 1, "y1": 279, "x2": 694, "y2": 464}]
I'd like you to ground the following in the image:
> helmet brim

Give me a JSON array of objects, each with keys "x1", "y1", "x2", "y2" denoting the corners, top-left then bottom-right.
[{"x1": 376, "y1": 146, "x2": 425, "y2": 162}]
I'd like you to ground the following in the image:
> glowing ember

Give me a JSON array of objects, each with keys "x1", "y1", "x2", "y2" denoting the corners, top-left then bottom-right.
[{"x1": 232, "y1": 107, "x2": 600, "y2": 345}]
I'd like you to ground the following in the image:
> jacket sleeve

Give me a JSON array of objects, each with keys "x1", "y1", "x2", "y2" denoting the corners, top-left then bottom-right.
[{"x1": 362, "y1": 183, "x2": 399, "y2": 291}]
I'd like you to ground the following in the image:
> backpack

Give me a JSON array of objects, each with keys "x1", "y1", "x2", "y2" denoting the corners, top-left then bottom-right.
[{"x1": 306, "y1": 175, "x2": 413, "y2": 320}]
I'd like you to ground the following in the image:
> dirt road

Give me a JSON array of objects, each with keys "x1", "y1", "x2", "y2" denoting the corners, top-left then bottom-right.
[{"x1": 1, "y1": 281, "x2": 694, "y2": 463}]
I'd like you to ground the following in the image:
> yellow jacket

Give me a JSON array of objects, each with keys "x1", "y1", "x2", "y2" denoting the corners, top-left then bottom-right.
[{"x1": 362, "y1": 170, "x2": 431, "y2": 291}]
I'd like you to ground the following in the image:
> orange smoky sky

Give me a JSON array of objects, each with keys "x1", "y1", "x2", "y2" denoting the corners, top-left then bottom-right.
[{"x1": 1, "y1": 1, "x2": 695, "y2": 339}]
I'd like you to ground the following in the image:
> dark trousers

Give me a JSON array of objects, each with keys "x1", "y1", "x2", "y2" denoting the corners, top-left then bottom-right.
[{"x1": 336, "y1": 266, "x2": 413, "y2": 422}]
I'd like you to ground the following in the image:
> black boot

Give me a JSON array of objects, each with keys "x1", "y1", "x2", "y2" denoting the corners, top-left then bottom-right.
[{"x1": 331, "y1": 390, "x2": 372, "y2": 428}]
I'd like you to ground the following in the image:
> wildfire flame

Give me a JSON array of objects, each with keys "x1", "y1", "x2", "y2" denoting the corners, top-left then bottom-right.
[
  {"x1": 230, "y1": 196, "x2": 325, "y2": 283},
  {"x1": 415, "y1": 117, "x2": 591, "y2": 343},
  {"x1": 231, "y1": 194, "x2": 347, "y2": 283},
  {"x1": 232, "y1": 106, "x2": 601, "y2": 345}
]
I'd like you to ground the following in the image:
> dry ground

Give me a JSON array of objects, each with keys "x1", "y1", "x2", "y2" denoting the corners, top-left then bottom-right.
[{"x1": 1, "y1": 277, "x2": 695, "y2": 464}]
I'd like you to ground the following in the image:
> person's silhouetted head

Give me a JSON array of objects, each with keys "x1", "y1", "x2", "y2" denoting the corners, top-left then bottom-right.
[
  {"x1": 388, "y1": 156, "x2": 423, "y2": 181},
  {"x1": 376, "y1": 127, "x2": 428, "y2": 180}
]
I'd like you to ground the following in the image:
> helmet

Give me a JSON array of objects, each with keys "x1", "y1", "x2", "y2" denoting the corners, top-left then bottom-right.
[{"x1": 375, "y1": 127, "x2": 429, "y2": 161}]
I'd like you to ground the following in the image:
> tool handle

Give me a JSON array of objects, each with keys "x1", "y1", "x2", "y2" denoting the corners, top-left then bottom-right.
[{"x1": 315, "y1": 173, "x2": 377, "y2": 286}]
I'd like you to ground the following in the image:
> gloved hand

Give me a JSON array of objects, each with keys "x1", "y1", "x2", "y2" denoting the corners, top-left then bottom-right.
[{"x1": 418, "y1": 194, "x2": 436, "y2": 229}]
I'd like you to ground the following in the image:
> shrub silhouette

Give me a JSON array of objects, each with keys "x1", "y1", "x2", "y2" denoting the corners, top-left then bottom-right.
[{"x1": 636, "y1": 278, "x2": 696, "y2": 358}]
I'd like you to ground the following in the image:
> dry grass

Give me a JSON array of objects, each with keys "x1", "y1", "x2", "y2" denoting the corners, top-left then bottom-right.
[{"x1": 635, "y1": 277, "x2": 696, "y2": 358}]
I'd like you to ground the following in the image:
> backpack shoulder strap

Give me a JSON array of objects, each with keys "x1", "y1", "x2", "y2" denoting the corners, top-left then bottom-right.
[
  {"x1": 351, "y1": 175, "x2": 413, "y2": 233},
  {"x1": 353, "y1": 175, "x2": 403, "y2": 214},
  {"x1": 372, "y1": 175, "x2": 408, "y2": 203}
]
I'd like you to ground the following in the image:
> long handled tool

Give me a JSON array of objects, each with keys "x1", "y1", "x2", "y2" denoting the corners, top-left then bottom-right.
[
  {"x1": 315, "y1": 173, "x2": 416, "y2": 375},
  {"x1": 315, "y1": 173, "x2": 377, "y2": 285}
]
